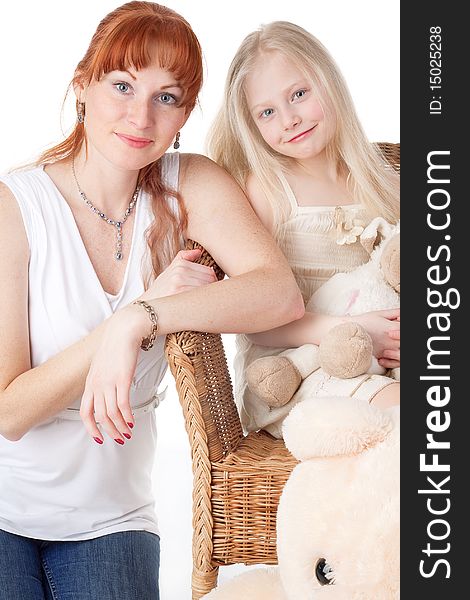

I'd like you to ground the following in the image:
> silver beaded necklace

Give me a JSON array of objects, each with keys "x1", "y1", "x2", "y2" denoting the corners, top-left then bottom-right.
[{"x1": 71, "y1": 159, "x2": 140, "y2": 261}]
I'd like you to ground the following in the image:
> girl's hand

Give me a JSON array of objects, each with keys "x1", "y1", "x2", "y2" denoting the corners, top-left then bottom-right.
[
  {"x1": 353, "y1": 309, "x2": 400, "y2": 366},
  {"x1": 379, "y1": 314, "x2": 400, "y2": 369},
  {"x1": 80, "y1": 248, "x2": 217, "y2": 445},
  {"x1": 140, "y1": 248, "x2": 217, "y2": 301}
]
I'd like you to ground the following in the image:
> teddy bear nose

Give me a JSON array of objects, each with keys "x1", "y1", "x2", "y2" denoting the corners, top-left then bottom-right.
[{"x1": 315, "y1": 558, "x2": 335, "y2": 585}]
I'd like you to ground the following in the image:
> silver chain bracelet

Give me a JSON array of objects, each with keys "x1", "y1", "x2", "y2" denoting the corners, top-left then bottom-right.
[{"x1": 133, "y1": 300, "x2": 158, "y2": 351}]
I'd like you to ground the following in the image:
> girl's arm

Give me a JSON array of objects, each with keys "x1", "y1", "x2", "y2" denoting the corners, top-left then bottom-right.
[
  {"x1": 81, "y1": 154, "x2": 305, "y2": 443},
  {"x1": 248, "y1": 312, "x2": 346, "y2": 347},
  {"x1": 248, "y1": 309, "x2": 400, "y2": 361}
]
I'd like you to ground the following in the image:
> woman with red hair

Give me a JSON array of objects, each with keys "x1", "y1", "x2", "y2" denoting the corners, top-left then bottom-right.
[{"x1": 0, "y1": 3, "x2": 303, "y2": 598}]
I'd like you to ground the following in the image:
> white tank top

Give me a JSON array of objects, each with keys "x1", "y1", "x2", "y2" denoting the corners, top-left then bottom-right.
[
  {"x1": 0, "y1": 153, "x2": 181, "y2": 541},
  {"x1": 234, "y1": 173, "x2": 374, "y2": 435}
]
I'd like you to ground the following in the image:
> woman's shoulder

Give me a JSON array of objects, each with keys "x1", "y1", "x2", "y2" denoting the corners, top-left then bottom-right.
[
  {"x1": 178, "y1": 152, "x2": 220, "y2": 177},
  {"x1": 178, "y1": 153, "x2": 241, "y2": 195},
  {"x1": 0, "y1": 178, "x2": 30, "y2": 251},
  {"x1": 0, "y1": 166, "x2": 47, "y2": 200},
  {"x1": 0, "y1": 179, "x2": 17, "y2": 210},
  {"x1": 1, "y1": 165, "x2": 43, "y2": 184},
  {"x1": 0, "y1": 166, "x2": 58, "y2": 244}
]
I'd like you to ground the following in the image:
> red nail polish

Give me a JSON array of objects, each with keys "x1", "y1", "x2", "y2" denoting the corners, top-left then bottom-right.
[
  {"x1": 93, "y1": 437, "x2": 103, "y2": 445},
  {"x1": 127, "y1": 422, "x2": 134, "y2": 429},
  {"x1": 123, "y1": 433, "x2": 131, "y2": 440},
  {"x1": 114, "y1": 438, "x2": 125, "y2": 445}
]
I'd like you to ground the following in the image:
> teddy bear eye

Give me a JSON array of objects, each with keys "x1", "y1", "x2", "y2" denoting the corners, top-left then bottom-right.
[{"x1": 315, "y1": 558, "x2": 335, "y2": 585}]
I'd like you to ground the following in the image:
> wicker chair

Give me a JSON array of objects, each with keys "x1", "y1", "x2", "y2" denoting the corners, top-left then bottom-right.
[{"x1": 164, "y1": 142, "x2": 400, "y2": 600}]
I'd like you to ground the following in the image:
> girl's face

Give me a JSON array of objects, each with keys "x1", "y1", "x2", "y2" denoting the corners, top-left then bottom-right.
[
  {"x1": 78, "y1": 63, "x2": 188, "y2": 172},
  {"x1": 244, "y1": 52, "x2": 334, "y2": 161}
]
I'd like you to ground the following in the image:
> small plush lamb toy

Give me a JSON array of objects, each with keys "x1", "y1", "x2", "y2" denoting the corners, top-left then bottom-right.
[
  {"x1": 202, "y1": 397, "x2": 400, "y2": 600},
  {"x1": 246, "y1": 217, "x2": 400, "y2": 409}
]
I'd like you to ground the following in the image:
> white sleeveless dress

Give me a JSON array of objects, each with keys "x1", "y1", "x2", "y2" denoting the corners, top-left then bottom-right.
[
  {"x1": 234, "y1": 174, "x2": 396, "y2": 438},
  {"x1": 0, "y1": 153, "x2": 182, "y2": 541}
]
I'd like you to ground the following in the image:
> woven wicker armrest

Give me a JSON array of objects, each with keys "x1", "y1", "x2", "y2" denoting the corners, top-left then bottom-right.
[{"x1": 164, "y1": 240, "x2": 244, "y2": 464}]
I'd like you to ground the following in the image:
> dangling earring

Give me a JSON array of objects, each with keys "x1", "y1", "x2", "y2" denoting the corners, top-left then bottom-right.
[
  {"x1": 77, "y1": 102, "x2": 85, "y2": 124},
  {"x1": 173, "y1": 131, "x2": 181, "y2": 150}
]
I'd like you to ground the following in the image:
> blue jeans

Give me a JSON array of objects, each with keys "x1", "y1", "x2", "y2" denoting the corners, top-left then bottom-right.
[{"x1": 0, "y1": 529, "x2": 160, "y2": 600}]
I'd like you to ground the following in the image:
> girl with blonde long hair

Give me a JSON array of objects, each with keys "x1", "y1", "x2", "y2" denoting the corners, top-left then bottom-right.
[{"x1": 208, "y1": 21, "x2": 400, "y2": 438}]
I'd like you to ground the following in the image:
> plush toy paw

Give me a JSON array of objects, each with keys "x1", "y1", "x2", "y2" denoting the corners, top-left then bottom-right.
[
  {"x1": 246, "y1": 356, "x2": 302, "y2": 408},
  {"x1": 319, "y1": 321, "x2": 373, "y2": 378}
]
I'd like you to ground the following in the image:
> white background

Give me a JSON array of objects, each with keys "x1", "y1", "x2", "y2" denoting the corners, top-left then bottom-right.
[{"x1": 0, "y1": 1, "x2": 399, "y2": 598}]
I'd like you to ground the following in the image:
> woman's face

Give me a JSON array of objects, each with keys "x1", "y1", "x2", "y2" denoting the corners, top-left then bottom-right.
[
  {"x1": 244, "y1": 51, "x2": 334, "y2": 161},
  {"x1": 79, "y1": 63, "x2": 188, "y2": 172}
]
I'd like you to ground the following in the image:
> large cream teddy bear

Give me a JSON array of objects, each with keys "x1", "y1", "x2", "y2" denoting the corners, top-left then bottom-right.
[
  {"x1": 246, "y1": 217, "x2": 400, "y2": 410},
  {"x1": 202, "y1": 397, "x2": 400, "y2": 600}
]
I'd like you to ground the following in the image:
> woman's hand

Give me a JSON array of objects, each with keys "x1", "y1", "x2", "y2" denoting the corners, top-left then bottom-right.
[
  {"x1": 140, "y1": 248, "x2": 217, "y2": 301},
  {"x1": 80, "y1": 248, "x2": 217, "y2": 445},
  {"x1": 80, "y1": 306, "x2": 143, "y2": 445},
  {"x1": 353, "y1": 308, "x2": 400, "y2": 367}
]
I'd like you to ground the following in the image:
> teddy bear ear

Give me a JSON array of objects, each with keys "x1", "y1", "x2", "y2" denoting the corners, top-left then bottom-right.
[
  {"x1": 282, "y1": 396, "x2": 393, "y2": 460},
  {"x1": 360, "y1": 217, "x2": 394, "y2": 255}
]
